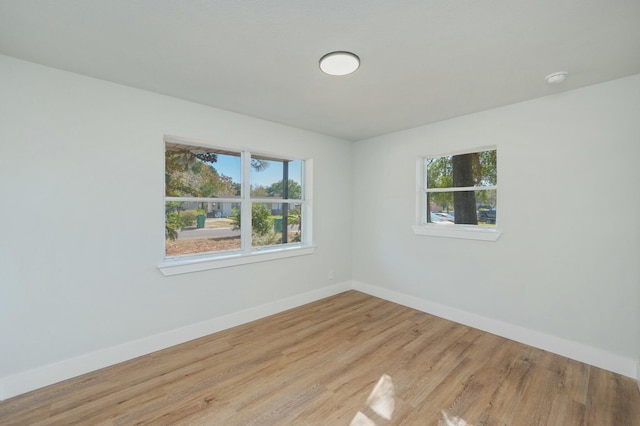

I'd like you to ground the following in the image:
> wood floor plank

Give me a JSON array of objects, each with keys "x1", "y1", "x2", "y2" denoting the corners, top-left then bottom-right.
[
  {"x1": 1, "y1": 291, "x2": 638, "y2": 425},
  {"x1": 548, "y1": 395, "x2": 586, "y2": 425}
]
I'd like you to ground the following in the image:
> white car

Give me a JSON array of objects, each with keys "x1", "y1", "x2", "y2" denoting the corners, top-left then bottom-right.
[{"x1": 430, "y1": 212, "x2": 454, "y2": 223}]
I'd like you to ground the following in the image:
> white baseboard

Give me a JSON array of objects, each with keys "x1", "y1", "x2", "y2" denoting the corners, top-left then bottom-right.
[
  {"x1": 0, "y1": 281, "x2": 351, "y2": 401},
  {"x1": 352, "y1": 280, "x2": 636, "y2": 379}
]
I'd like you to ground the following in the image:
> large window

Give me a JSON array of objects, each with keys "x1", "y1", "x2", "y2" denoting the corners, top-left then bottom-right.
[
  {"x1": 162, "y1": 137, "x2": 312, "y2": 273},
  {"x1": 415, "y1": 147, "x2": 500, "y2": 241}
]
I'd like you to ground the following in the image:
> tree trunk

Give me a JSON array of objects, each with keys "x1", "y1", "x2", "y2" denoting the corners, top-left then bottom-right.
[{"x1": 452, "y1": 154, "x2": 478, "y2": 225}]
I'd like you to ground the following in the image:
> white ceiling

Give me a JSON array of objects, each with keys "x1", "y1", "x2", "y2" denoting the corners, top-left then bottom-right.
[{"x1": 1, "y1": 0, "x2": 639, "y2": 141}]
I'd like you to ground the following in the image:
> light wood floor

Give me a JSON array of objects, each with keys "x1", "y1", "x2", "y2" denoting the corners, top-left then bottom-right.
[{"x1": 1, "y1": 291, "x2": 638, "y2": 425}]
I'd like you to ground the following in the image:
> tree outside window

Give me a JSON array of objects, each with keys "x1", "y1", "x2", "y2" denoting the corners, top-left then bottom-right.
[{"x1": 425, "y1": 148, "x2": 497, "y2": 226}]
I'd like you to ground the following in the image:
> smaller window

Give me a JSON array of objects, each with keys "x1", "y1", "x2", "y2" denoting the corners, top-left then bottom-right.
[{"x1": 414, "y1": 147, "x2": 500, "y2": 241}]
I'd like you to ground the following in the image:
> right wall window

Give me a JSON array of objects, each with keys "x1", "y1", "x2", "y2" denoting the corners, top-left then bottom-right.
[{"x1": 415, "y1": 147, "x2": 500, "y2": 241}]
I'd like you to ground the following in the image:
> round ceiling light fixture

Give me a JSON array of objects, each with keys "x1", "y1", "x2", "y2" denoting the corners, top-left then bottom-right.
[
  {"x1": 319, "y1": 51, "x2": 360, "y2": 76},
  {"x1": 545, "y1": 71, "x2": 568, "y2": 84}
]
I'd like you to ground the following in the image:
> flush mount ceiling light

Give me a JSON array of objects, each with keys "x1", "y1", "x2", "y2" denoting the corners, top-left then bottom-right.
[
  {"x1": 319, "y1": 51, "x2": 360, "y2": 76},
  {"x1": 545, "y1": 71, "x2": 568, "y2": 84}
]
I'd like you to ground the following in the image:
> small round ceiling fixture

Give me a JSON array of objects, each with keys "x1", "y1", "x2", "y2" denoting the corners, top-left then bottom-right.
[
  {"x1": 545, "y1": 71, "x2": 568, "y2": 84},
  {"x1": 319, "y1": 51, "x2": 360, "y2": 76}
]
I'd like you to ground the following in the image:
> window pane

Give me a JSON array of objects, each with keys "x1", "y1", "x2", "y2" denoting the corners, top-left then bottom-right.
[
  {"x1": 426, "y1": 149, "x2": 496, "y2": 189},
  {"x1": 165, "y1": 143, "x2": 241, "y2": 198},
  {"x1": 427, "y1": 190, "x2": 496, "y2": 225},
  {"x1": 426, "y1": 155, "x2": 453, "y2": 189},
  {"x1": 165, "y1": 201, "x2": 241, "y2": 256},
  {"x1": 250, "y1": 157, "x2": 303, "y2": 199},
  {"x1": 251, "y1": 203, "x2": 303, "y2": 247}
]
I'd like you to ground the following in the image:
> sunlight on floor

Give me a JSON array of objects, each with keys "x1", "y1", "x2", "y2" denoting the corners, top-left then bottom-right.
[
  {"x1": 350, "y1": 411, "x2": 377, "y2": 426},
  {"x1": 350, "y1": 374, "x2": 395, "y2": 426},
  {"x1": 349, "y1": 374, "x2": 473, "y2": 425},
  {"x1": 366, "y1": 374, "x2": 395, "y2": 420},
  {"x1": 441, "y1": 410, "x2": 473, "y2": 426}
]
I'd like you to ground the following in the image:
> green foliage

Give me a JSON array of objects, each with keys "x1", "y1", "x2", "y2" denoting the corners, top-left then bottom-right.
[
  {"x1": 251, "y1": 158, "x2": 269, "y2": 171},
  {"x1": 426, "y1": 155, "x2": 454, "y2": 211},
  {"x1": 475, "y1": 189, "x2": 496, "y2": 207},
  {"x1": 194, "y1": 152, "x2": 218, "y2": 163},
  {"x1": 282, "y1": 207, "x2": 302, "y2": 243},
  {"x1": 230, "y1": 209, "x2": 239, "y2": 229},
  {"x1": 179, "y1": 211, "x2": 197, "y2": 228},
  {"x1": 231, "y1": 182, "x2": 241, "y2": 195},
  {"x1": 250, "y1": 185, "x2": 270, "y2": 197},
  {"x1": 267, "y1": 179, "x2": 302, "y2": 199},
  {"x1": 252, "y1": 230, "x2": 282, "y2": 246},
  {"x1": 250, "y1": 180, "x2": 302, "y2": 199},
  {"x1": 165, "y1": 147, "x2": 237, "y2": 197},
  {"x1": 165, "y1": 201, "x2": 182, "y2": 214},
  {"x1": 165, "y1": 149, "x2": 205, "y2": 197},
  {"x1": 288, "y1": 208, "x2": 301, "y2": 229},
  {"x1": 165, "y1": 202, "x2": 182, "y2": 241},
  {"x1": 199, "y1": 166, "x2": 237, "y2": 197},
  {"x1": 230, "y1": 204, "x2": 273, "y2": 237},
  {"x1": 251, "y1": 203, "x2": 273, "y2": 236},
  {"x1": 165, "y1": 213, "x2": 181, "y2": 241},
  {"x1": 477, "y1": 150, "x2": 497, "y2": 186},
  {"x1": 165, "y1": 204, "x2": 202, "y2": 240},
  {"x1": 287, "y1": 206, "x2": 302, "y2": 245}
]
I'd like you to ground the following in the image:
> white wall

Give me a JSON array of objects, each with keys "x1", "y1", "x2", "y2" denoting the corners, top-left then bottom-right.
[
  {"x1": 0, "y1": 55, "x2": 353, "y2": 395},
  {"x1": 352, "y1": 75, "x2": 640, "y2": 376}
]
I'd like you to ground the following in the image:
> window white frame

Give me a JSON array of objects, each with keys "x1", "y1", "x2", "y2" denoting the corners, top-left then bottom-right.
[
  {"x1": 413, "y1": 146, "x2": 501, "y2": 241},
  {"x1": 159, "y1": 136, "x2": 315, "y2": 276}
]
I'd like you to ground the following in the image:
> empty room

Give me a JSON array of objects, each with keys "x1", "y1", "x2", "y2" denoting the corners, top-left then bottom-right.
[{"x1": 1, "y1": 1, "x2": 639, "y2": 424}]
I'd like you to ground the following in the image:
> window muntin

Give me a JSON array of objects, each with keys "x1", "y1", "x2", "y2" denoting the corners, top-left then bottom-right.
[
  {"x1": 423, "y1": 148, "x2": 497, "y2": 226},
  {"x1": 164, "y1": 140, "x2": 308, "y2": 261}
]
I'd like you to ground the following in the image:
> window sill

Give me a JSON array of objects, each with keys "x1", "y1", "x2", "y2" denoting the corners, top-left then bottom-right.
[
  {"x1": 158, "y1": 245, "x2": 316, "y2": 276},
  {"x1": 412, "y1": 224, "x2": 502, "y2": 241}
]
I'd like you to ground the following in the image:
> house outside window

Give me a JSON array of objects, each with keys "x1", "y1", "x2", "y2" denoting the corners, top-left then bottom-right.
[{"x1": 160, "y1": 137, "x2": 314, "y2": 274}]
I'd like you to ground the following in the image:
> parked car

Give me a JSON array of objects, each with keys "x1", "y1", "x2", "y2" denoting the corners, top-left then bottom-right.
[
  {"x1": 430, "y1": 212, "x2": 454, "y2": 223},
  {"x1": 433, "y1": 212, "x2": 455, "y2": 222},
  {"x1": 477, "y1": 205, "x2": 496, "y2": 224}
]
